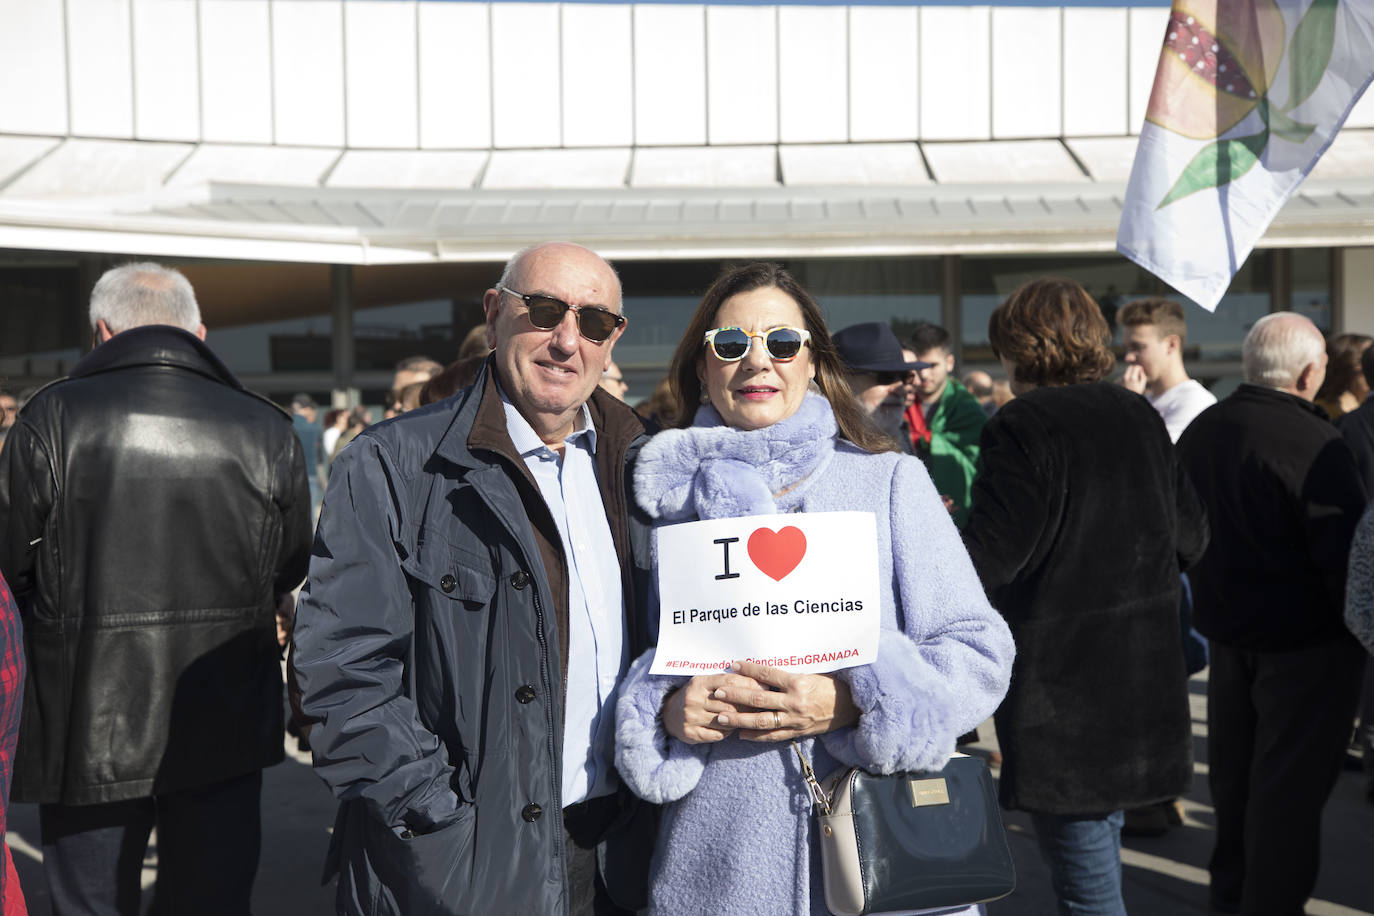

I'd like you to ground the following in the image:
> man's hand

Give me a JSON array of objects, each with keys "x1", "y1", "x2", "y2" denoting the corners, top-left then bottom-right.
[
  {"x1": 1121, "y1": 365, "x2": 1148, "y2": 395},
  {"x1": 275, "y1": 592, "x2": 296, "y2": 649},
  {"x1": 710, "y1": 661, "x2": 859, "y2": 742}
]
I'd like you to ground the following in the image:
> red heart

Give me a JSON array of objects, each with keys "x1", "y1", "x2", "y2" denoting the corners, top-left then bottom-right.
[{"x1": 747, "y1": 526, "x2": 807, "y2": 582}]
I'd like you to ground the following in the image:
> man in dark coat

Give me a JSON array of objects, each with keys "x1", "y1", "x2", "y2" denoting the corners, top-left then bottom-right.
[
  {"x1": 1179, "y1": 311, "x2": 1368, "y2": 916},
  {"x1": 293, "y1": 242, "x2": 653, "y2": 915},
  {"x1": 1337, "y1": 343, "x2": 1374, "y2": 493},
  {"x1": 1337, "y1": 344, "x2": 1374, "y2": 806},
  {"x1": 0, "y1": 262, "x2": 313, "y2": 914}
]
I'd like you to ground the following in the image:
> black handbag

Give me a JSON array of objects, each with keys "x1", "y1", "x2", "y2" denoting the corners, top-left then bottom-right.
[{"x1": 794, "y1": 745, "x2": 1016, "y2": 916}]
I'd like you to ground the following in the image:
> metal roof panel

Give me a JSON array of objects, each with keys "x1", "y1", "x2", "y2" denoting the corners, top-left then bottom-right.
[
  {"x1": 779, "y1": 143, "x2": 929, "y2": 186},
  {"x1": 327, "y1": 150, "x2": 488, "y2": 189},
  {"x1": 168, "y1": 144, "x2": 337, "y2": 188},
  {"x1": 4, "y1": 138, "x2": 192, "y2": 199},
  {"x1": 631, "y1": 146, "x2": 777, "y2": 188},
  {"x1": 482, "y1": 148, "x2": 630, "y2": 189},
  {"x1": 924, "y1": 139, "x2": 1089, "y2": 184}
]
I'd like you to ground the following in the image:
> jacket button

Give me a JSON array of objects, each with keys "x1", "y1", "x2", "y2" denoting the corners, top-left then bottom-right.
[
  {"x1": 521, "y1": 803, "x2": 542, "y2": 822},
  {"x1": 440, "y1": 574, "x2": 457, "y2": 593},
  {"x1": 510, "y1": 570, "x2": 530, "y2": 590},
  {"x1": 515, "y1": 685, "x2": 536, "y2": 704}
]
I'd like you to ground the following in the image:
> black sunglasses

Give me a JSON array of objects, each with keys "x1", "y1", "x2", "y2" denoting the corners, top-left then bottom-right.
[
  {"x1": 498, "y1": 286, "x2": 625, "y2": 343},
  {"x1": 702, "y1": 326, "x2": 812, "y2": 362}
]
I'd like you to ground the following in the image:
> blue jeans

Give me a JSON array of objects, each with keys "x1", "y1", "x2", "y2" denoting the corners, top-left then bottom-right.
[{"x1": 1029, "y1": 810, "x2": 1126, "y2": 916}]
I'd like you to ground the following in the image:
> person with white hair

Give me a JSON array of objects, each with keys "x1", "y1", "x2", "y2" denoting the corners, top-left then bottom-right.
[
  {"x1": 89, "y1": 260, "x2": 206, "y2": 339},
  {"x1": 0, "y1": 261, "x2": 313, "y2": 914},
  {"x1": 1177, "y1": 311, "x2": 1368, "y2": 915}
]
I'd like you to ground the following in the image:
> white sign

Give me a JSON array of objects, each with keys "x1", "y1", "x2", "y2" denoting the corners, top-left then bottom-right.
[{"x1": 649, "y1": 511, "x2": 881, "y2": 676}]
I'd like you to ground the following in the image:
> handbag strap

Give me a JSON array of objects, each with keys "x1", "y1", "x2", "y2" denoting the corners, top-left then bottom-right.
[{"x1": 791, "y1": 740, "x2": 833, "y2": 816}]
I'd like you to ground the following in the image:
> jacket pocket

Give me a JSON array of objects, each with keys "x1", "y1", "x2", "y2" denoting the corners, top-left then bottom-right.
[
  {"x1": 366, "y1": 806, "x2": 478, "y2": 916},
  {"x1": 405, "y1": 540, "x2": 498, "y2": 610}
]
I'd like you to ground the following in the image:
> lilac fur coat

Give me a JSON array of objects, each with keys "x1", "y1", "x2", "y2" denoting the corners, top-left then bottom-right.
[{"x1": 615, "y1": 394, "x2": 1015, "y2": 916}]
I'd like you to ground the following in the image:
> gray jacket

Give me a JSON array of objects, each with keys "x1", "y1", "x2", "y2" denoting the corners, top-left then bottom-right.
[{"x1": 293, "y1": 362, "x2": 653, "y2": 915}]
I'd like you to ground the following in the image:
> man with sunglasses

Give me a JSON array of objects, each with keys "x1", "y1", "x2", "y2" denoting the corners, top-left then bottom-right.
[
  {"x1": 832, "y1": 322, "x2": 930, "y2": 452},
  {"x1": 294, "y1": 241, "x2": 654, "y2": 915}
]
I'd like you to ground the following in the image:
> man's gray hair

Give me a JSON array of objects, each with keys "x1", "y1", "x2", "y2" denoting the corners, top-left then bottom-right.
[
  {"x1": 496, "y1": 243, "x2": 623, "y2": 311},
  {"x1": 90, "y1": 262, "x2": 201, "y2": 335},
  {"x1": 1242, "y1": 312, "x2": 1325, "y2": 389}
]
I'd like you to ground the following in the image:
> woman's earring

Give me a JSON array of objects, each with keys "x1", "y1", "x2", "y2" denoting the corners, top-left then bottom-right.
[{"x1": 699, "y1": 389, "x2": 710, "y2": 404}]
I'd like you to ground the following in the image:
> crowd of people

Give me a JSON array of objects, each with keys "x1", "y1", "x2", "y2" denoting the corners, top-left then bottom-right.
[{"x1": 0, "y1": 246, "x2": 1370, "y2": 916}]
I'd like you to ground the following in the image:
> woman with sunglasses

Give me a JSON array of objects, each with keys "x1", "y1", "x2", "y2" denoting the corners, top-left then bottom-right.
[{"x1": 615, "y1": 262, "x2": 1014, "y2": 915}]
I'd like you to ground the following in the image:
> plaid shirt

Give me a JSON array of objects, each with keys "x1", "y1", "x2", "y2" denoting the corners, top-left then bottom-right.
[{"x1": 0, "y1": 574, "x2": 24, "y2": 909}]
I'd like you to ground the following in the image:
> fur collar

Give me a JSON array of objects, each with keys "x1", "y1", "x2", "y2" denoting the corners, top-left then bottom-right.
[{"x1": 634, "y1": 392, "x2": 837, "y2": 521}]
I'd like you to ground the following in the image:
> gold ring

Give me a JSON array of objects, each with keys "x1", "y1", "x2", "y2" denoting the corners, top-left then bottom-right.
[{"x1": 774, "y1": 711, "x2": 782, "y2": 729}]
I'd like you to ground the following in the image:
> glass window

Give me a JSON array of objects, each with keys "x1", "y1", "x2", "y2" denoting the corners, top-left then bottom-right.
[
  {"x1": 1179, "y1": 252, "x2": 1273, "y2": 362},
  {"x1": 959, "y1": 251, "x2": 1274, "y2": 368},
  {"x1": 349, "y1": 262, "x2": 497, "y2": 406},
  {"x1": 0, "y1": 259, "x2": 86, "y2": 391},
  {"x1": 183, "y1": 262, "x2": 336, "y2": 379},
  {"x1": 1291, "y1": 248, "x2": 1332, "y2": 332},
  {"x1": 792, "y1": 258, "x2": 942, "y2": 341},
  {"x1": 960, "y1": 254, "x2": 1162, "y2": 361},
  {"x1": 352, "y1": 298, "x2": 475, "y2": 374},
  {"x1": 212, "y1": 313, "x2": 333, "y2": 375},
  {"x1": 615, "y1": 260, "x2": 724, "y2": 404}
]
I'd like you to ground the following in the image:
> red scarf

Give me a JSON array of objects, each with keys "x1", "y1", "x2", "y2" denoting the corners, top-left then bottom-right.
[{"x1": 905, "y1": 403, "x2": 931, "y2": 448}]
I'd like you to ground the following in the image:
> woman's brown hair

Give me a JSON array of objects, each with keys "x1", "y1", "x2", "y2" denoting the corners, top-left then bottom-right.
[
  {"x1": 1315, "y1": 332, "x2": 1373, "y2": 405},
  {"x1": 989, "y1": 277, "x2": 1115, "y2": 387},
  {"x1": 667, "y1": 262, "x2": 895, "y2": 454}
]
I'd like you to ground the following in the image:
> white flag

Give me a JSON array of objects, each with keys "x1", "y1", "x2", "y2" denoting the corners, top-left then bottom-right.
[{"x1": 1117, "y1": 0, "x2": 1374, "y2": 312}]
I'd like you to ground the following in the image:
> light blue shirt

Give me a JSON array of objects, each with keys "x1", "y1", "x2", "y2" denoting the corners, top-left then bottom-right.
[{"x1": 500, "y1": 388, "x2": 627, "y2": 805}]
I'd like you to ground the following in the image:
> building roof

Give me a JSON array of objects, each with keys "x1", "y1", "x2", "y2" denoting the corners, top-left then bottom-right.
[{"x1": 2, "y1": 131, "x2": 1373, "y2": 264}]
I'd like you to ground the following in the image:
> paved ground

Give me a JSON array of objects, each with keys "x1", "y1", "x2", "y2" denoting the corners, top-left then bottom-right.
[{"x1": 5, "y1": 672, "x2": 1372, "y2": 914}]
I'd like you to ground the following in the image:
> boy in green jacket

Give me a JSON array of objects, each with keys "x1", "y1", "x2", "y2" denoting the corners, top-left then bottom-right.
[{"x1": 904, "y1": 322, "x2": 986, "y2": 528}]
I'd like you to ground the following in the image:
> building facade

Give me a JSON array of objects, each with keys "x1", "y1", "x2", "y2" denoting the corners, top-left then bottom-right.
[{"x1": 1, "y1": 0, "x2": 1372, "y2": 404}]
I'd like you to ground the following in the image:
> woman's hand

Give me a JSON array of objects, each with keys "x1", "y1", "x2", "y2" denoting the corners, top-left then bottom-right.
[
  {"x1": 661, "y1": 671, "x2": 761, "y2": 745},
  {"x1": 710, "y1": 661, "x2": 860, "y2": 742}
]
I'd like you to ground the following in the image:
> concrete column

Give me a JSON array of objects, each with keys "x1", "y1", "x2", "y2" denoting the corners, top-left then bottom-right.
[
  {"x1": 330, "y1": 264, "x2": 357, "y2": 407},
  {"x1": 1338, "y1": 247, "x2": 1374, "y2": 333},
  {"x1": 941, "y1": 254, "x2": 963, "y2": 366},
  {"x1": 1270, "y1": 248, "x2": 1291, "y2": 312}
]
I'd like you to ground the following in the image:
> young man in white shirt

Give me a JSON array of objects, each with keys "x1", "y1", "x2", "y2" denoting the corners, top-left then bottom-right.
[
  {"x1": 1119, "y1": 296, "x2": 1216, "y2": 838},
  {"x1": 1120, "y1": 297, "x2": 1216, "y2": 443}
]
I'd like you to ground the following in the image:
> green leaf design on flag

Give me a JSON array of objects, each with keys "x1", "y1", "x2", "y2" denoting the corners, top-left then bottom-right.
[
  {"x1": 1269, "y1": 107, "x2": 1317, "y2": 143},
  {"x1": 1157, "y1": 132, "x2": 1269, "y2": 209},
  {"x1": 1284, "y1": 0, "x2": 1338, "y2": 113}
]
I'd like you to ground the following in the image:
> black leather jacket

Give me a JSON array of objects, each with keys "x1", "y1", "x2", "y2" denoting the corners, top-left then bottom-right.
[{"x1": 0, "y1": 325, "x2": 313, "y2": 805}]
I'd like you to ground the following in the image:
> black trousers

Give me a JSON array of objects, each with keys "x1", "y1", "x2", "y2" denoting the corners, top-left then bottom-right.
[
  {"x1": 1207, "y1": 639, "x2": 1365, "y2": 915},
  {"x1": 563, "y1": 793, "x2": 634, "y2": 916},
  {"x1": 38, "y1": 770, "x2": 263, "y2": 916},
  {"x1": 1361, "y1": 662, "x2": 1374, "y2": 799}
]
